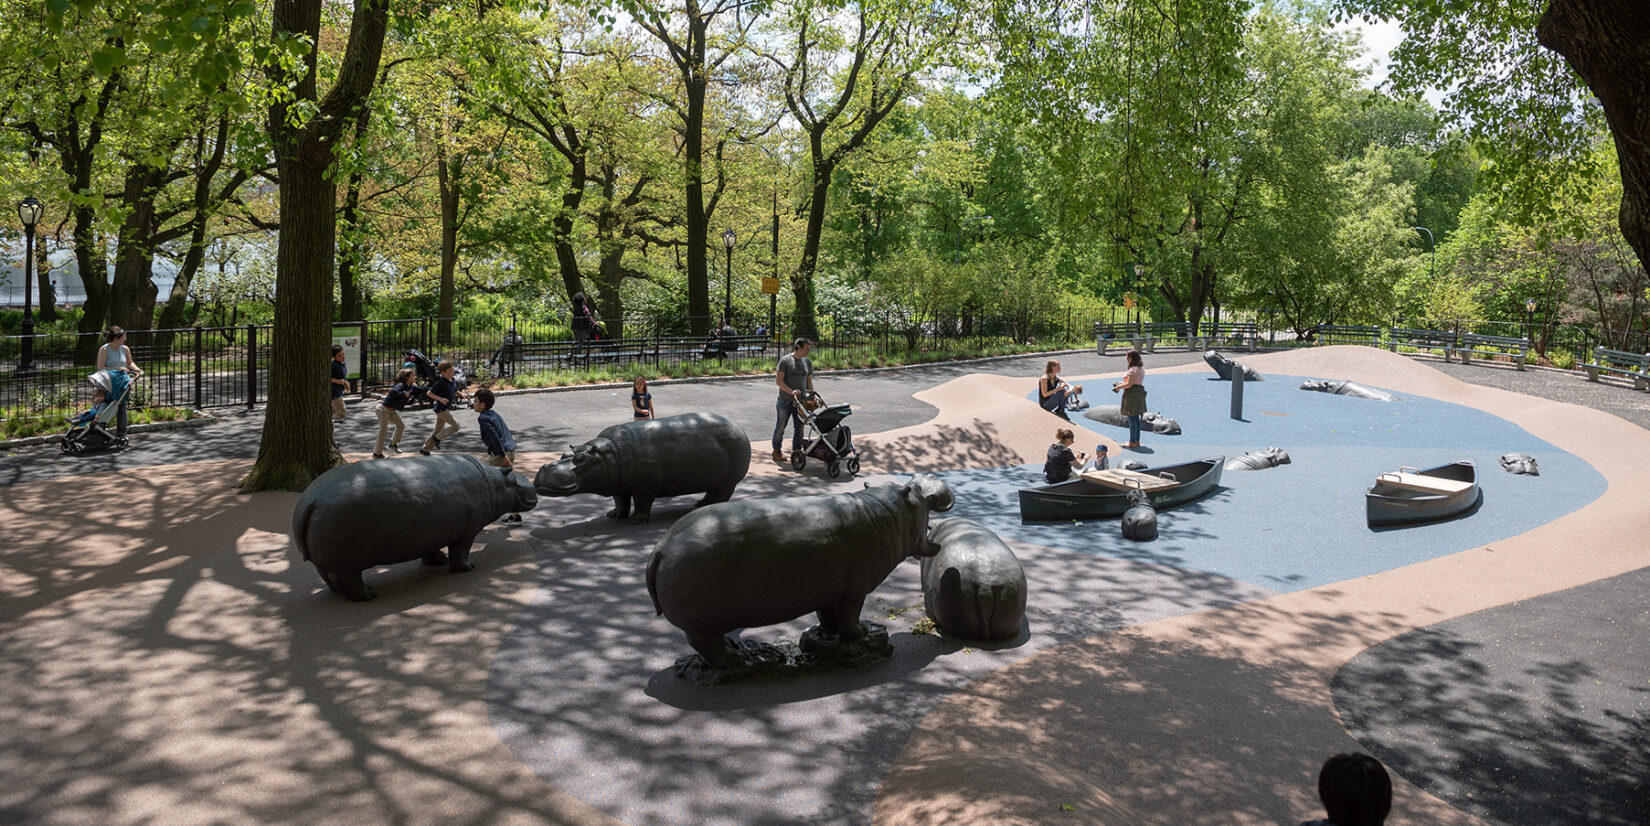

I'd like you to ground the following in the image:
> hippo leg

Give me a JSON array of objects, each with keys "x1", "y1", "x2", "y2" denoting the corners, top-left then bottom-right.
[
  {"x1": 816, "y1": 594, "x2": 868, "y2": 638},
  {"x1": 448, "y1": 537, "x2": 476, "y2": 573},
  {"x1": 421, "y1": 550, "x2": 448, "y2": 566},
  {"x1": 695, "y1": 486, "x2": 735, "y2": 507},
  {"x1": 686, "y1": 631, "x2": 736, "y2": 668},
  {"x1": 606, "y1": 495, "x2": 632, "y2": 520},
  {"x1": 330, "y1": 570, "x2": 376, "y2": 602},
  {"x1": 627, "y1": 496, "x2": 655, "y2": 524}
]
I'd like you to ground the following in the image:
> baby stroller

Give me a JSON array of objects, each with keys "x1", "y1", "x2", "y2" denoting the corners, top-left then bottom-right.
[
  {"x1": 789, "y1": 392, "x2": 860, "y2": 478},
  {"x1": 60, "y1": 370, "x2": 132, "y2": 455},
  {"x1": 402, "y1": 349, "x2": 471, "y2": 407}
]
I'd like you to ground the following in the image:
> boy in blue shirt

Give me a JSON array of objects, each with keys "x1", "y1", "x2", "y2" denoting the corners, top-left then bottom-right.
[{"x1": 473, "y1": 388, "x2": 523, "y2": 524}]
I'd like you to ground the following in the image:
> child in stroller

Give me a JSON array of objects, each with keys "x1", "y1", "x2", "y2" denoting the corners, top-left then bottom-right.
[
  {"x1": 60, "y1": 370, "x2": 133, "y2": 454},
  {"x1": 788, "y1": 391, "x2": 861, "y2": 478}
]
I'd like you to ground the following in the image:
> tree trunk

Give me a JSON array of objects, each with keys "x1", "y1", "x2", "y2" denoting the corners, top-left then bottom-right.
[
  {"x1": 71, "y1": 204, "x2": 108, "y2": 366},
  {"x1": 682, "y1": 7, "x2": 711, "y2": 336},
  {"x1": 34, "y1": 238, "x2": 55, "y2": 322},
  {"x1": 337, "y1": 173, "x2": 365, "y2": 323},
  {"x1": 1538, "y1": 0, "x2": 1650, "y2": 271},
  {"x1": 242, "y1": 0, "x2": 388, "y2": 492},
  {"x1": 792, "y1": 165, "x2": 832, "y2": 339},
  {"x1": 154, "y1": 215, "x2": 210, "y2": 354},
  {"x1": 109, "y1": 164, "x2": 164, "y2": 340},
  {"x1": 436, "y1": 142, "x2": 460, "y2": 344}
]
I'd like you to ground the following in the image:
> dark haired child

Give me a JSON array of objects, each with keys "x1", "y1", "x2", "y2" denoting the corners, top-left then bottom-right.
[
  {"x1": 474, "y1": 388, "x2": 523, "y2": 524},
  {"x1": 419, "y1": 360, "x2": 463, "y2": 455}
]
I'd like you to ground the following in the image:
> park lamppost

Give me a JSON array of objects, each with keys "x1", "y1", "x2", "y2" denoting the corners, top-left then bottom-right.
[
  {"x1": 722, "y1": 228, "x2": 736, "y2": 324},
  {"x1": 1412, "y1": 226, "x2": 1435, "y2": 282},
  {"x1": 16, "y1": 196, "x2": 42, "y2": 375},
  {"x1": 1525, "y1": 297, "x2": 1538, "y2": 343},
  {"x1": 1133, "y1": 263, "x2": 1146, "y2": 329}
]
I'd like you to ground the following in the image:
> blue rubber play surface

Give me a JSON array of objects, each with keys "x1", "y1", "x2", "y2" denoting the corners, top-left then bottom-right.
[{"x1": 945, "y1": 372, "x2": 1608, "y2": 591}]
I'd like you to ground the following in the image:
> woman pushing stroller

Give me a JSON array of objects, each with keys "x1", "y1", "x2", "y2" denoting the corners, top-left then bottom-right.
[{"x1": 94, "y1": 326, "x2": 143, "y2": 439}]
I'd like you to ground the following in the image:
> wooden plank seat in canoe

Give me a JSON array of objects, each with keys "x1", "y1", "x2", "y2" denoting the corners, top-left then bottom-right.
[
  {"x1": 1374, "y1": 471, "x2": 1474, "y2": 495},
  {"x1": 1079, "y1": 467, "x2": 1182, "y2": 492}
]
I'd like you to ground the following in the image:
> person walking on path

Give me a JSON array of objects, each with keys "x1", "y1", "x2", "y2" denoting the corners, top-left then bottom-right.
[
  {"x1": 1038, "y1": 359, "x2": 1083, "y2": 420},
  {"x1": 473, "y1": 388, "x2": 524, "y2": 524},
  {"x1": 570, "y1": 292, "x2": 597, "y2": 360},
  {"x1": 419, "y1": 360, "x2": 464, "y2": 455},
  {"x1": 94, "y1": 326, "x2": 143, "y2": 439},
  {"x1": 372, "y1": 367, "x2": 418, "y2": 458},
  {"x1": 329, "y1": 345, "x2": 350, "y2": 424},
  {"x1": 1113, "y1": 349, "x2": 1147, "y2": 448},
  {"x1": 773, "y1": 337, "x2": 816, "y2": 464}
]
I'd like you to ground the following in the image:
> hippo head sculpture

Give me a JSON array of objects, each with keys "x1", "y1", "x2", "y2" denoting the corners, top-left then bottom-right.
[
  {"x1": 501, "y1": 469, "x2": 541, "y2": 512},
  {"x1": 536, "y1": 440, "x2": 614, "y2": 496}
]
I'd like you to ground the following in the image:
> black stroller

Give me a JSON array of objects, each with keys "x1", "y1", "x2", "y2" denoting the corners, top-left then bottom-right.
[
  {"x1": 789, "y1": 392, "x2": 860, "y2": 478},
  {"x1": 59, "y1": 370, "x2": 133, "y2": 454},
  {"x1": 402, "y1": 349, "x2": 471, "y2": 407}
]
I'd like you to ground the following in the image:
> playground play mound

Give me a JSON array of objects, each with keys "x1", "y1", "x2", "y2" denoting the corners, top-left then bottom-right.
[{"x1": 0, "y1": 347, "x2": 1644, "y2": 826}]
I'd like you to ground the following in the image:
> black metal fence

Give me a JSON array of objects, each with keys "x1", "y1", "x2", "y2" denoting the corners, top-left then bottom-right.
[{"x1": 4, "y1": 308, "x2": 1637, "y2": 425}]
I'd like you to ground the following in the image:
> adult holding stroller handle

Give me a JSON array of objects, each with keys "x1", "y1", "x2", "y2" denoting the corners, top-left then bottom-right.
[
  {"x1": 94, "y1": 326, "x2": 143, "y2": 439},
  {"x1": 773, "y1": 337, "x2": 816, "y2": 464}
]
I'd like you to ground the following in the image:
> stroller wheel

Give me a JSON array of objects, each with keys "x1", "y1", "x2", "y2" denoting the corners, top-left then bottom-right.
[
  {"x1": 59, "y1": 439, "x2": 74, "y2": 455},
  {"x1": 846, "y1": 458, "x2": 861, "y2": 475},
  {"x1": 114, "y1": 436, "x2": 129, "y2": 450},
  {"x1": 790, "y1": 451, "x2": 806, "y2": 471},
  {"x1": 68, "y1": 440, "x2": 85, "y2": 455},
  {"x1": 827, "y1": 461, "x2": 841, "y2": 479}
]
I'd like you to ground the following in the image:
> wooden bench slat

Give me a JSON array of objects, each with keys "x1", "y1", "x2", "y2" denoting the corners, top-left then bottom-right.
[
  {"x1": 1376, "y1": 472, "x2": 1474, "y2": 494},
  {"x1": 1080, "y1": 468, "x2": 1182, "y2": 491}
]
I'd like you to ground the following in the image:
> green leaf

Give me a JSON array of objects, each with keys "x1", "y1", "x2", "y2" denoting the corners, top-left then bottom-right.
[{"x1": 90, "y1": 47, "x2": 127, "y2": 77}]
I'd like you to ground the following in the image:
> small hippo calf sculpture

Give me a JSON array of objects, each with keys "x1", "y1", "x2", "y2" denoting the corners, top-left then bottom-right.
[
  {"x1": 1086, "y1": 408, "x2": 1183, "y2": 435},
  {"x1": 1204, "y1": 350, "x2": 1264, "y2": 382},
  {"x1": 648, "y1": 474, "x2": 955, "y2": 670},
  {"x1": 535, "y1": 412, "x2": 751, "y2": 523},
  {"x1": 292, "y1": 455, "x2": 539, "y2": 601},
  {"x1": 1120, "y1": 488, "x2": 1158, "y2": 541},
  {"x1": 1226, "y1": 447, "x2": 1292, "y2": 471},
  {"x1": 1299, "y1": 378, "x2": 1398, "y2": 402},
  {"x1": 922, "y1": 518, "x2": 1027, "y2": 642},
  {"x1": 1499, "y1": 452, "x2": 1540, "y2": 476}
]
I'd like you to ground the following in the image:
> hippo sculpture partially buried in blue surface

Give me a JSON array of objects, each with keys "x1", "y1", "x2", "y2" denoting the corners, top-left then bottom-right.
[
  {"x1": 292, "y1": 454, "x2": 539, "y2": 601},
  {"x1": 535, "y1": 412, "x2": 751, "y2": 523},
  {"x1": 921, "y1": 518, "x2": 1027, "y2": 642},
  {"x1": 647, "y1": 474, "x2": 955, "y2": 673}
]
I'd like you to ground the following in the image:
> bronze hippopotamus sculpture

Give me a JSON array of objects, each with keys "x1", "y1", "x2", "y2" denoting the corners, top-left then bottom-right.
[
  {"x1": 647, "y1": 474, "x2": 955, "y2": 672},
  {"x1": 292, "y1": 454, "x2": 539, "y2": 601},
  {"x1": 535, "y1": 412, "x2": 751, "y2": 523}
]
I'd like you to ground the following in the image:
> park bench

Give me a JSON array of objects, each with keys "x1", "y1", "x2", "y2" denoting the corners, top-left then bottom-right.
[
  {"x1": 699, "y1": 334, "x2": 772, "y2": 360},
  {"x1": 1387, "y1": 327, "x2": 1459, "y2": 361},
  {"x1": 1312, "y1": 324, "x2": 1383, "y2": 346},
  {"x1": 1203, "y1": 321, "x2": 1260, "y2": 351},
  {"x1": 1094, "y1": 322, "x2": 1151, "y2": 354},
  {"x1": 1455, "y1": 333, "x2": 1529, "y2": 370},
  {"x1": 1582, "y1": 347, "x2": 1650, "y2": 390}
]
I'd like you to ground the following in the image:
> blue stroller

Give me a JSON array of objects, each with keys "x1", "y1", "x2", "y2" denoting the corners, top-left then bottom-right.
[{"x1": 60, "y1": 370, "x2": 132, "y2": 454}]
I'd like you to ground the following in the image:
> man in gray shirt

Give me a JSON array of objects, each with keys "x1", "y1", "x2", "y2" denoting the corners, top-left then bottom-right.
[{"x1": 773, "y1": 337, "x2": 816, "y2": 463}]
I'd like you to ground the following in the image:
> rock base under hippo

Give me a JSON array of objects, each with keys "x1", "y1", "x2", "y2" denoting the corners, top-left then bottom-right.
[{"x1": 671, "y1": 621, "x2": 893, "y2": 686}]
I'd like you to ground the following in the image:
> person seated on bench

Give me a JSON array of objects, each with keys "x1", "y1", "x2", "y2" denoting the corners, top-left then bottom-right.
[{"x1": 704, "y1": 318, "x2": 739, "y2": 357}]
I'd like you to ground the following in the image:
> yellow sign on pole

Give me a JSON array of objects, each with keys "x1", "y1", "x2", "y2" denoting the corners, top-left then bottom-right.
[
  {"x1": 761, "y1": 277, "x2": 781, "y2": 295},
  {"x1": 1123, "y1": 296, "x2": 1136, "y2": 309}
]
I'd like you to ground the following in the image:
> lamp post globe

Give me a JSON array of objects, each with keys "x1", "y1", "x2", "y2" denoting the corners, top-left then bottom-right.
[
  {"x1": 721, "y1": 229, "x2": 736, "y2": 324},
  {"x1": 16, "y1": 196, "x2": 42, "y2": 376},
  {"x1": 1525, "y1": 297, "x2": 1538, "y2": 339}
]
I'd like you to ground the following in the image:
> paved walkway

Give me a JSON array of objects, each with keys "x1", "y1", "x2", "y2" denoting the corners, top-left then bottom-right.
[{"x1": 0, "y1": 346, "x2": 1645, "y2": 825}]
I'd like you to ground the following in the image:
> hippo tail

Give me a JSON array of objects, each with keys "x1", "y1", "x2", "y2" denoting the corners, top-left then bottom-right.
[
  {"x1": 291, "y1": 496, "x2": 318, "y2": 562},
  {"x1": 645, "y1": 551, "x2": 663, "y2": 616}
]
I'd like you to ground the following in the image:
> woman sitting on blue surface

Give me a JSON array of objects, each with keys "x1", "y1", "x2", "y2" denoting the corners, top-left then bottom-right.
[{"x1": 1044, "y1": 428, "x2": 1087, "y2": 483}]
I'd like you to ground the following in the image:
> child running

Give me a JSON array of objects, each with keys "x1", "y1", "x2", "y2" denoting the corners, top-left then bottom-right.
[
  {"x1": 473, "y1": 388, "x2": 523, "y2": 524},
  {"x1": 373, "y1": 367, "x2": 418, "y2": 459},
  {"x1": 419, "y1": 360, "x2": 463, "y2": 455},
  {"x1": 631, "y1": 377, "x2": 655, "y2": 421}
]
